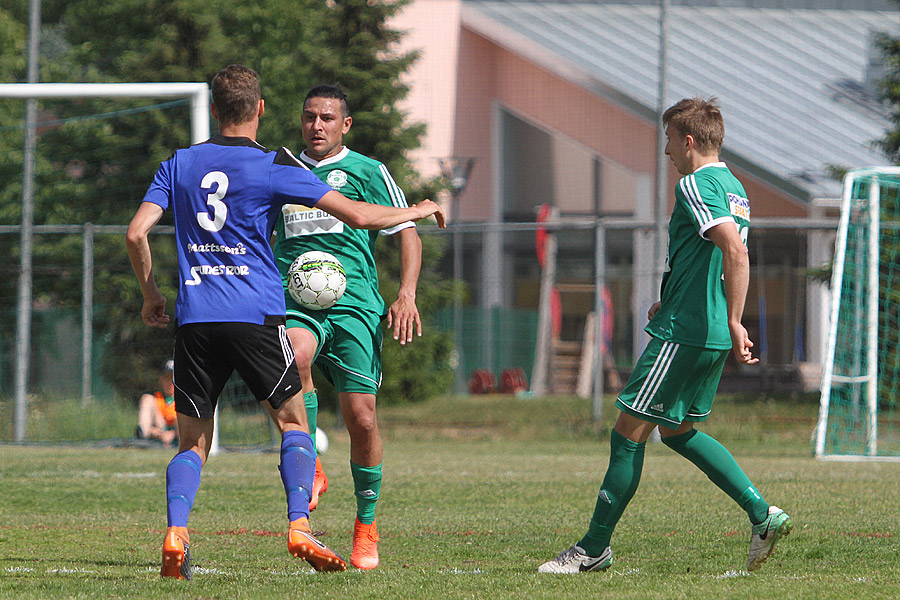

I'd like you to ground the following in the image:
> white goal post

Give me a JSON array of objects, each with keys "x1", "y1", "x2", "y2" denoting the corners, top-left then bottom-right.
[
  {"x1": 814, "y1": 166, "x2": 900, "y2": 461},
  {"x1": 0, "y1": 83, "x2": 210, "y2": 144},
  {"x1": 0, "y1": 83, "x2": 218, "y2": 450}
]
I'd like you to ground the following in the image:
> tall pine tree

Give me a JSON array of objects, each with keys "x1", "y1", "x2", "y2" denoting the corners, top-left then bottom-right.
[{"x1": 0, "y1": 0, "x2": 452, "y2": 403}]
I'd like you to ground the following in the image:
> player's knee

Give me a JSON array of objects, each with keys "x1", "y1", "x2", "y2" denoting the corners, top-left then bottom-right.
[
  {"x1": 660, "y1": 428, "x2": 697, "y2": 450},
  {"x1": 288, "y1": 330, "x2": 317, "y2": 367},
  {"x1": 292, "y1": 350, "x2": 315, "y2": 374},
  {"x1": 345, "y1": 411, "x2": 378, "y2": 436}
]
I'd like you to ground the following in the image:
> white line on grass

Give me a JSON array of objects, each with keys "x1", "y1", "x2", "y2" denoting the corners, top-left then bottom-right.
[
  {"x1": 48, "y1": 568, "x2": 97, "y2": 574},
  {"x1": 608, "y1": 568, "x2": 641, "y2": 577},
  {"x1": 715, "y1": 570, "x2": 750, "y2": 579},
  {"x1": 439, "y1": 567, "x2": 485, "y2": 574}
]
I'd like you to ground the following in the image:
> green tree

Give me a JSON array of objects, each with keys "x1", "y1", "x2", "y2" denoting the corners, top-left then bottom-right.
[
  {"x1": 878, "y1": 28, "x2": 900, "y2": 160},
  {"x1": 375, "y1": 231, "x2": 456, "y2": 406},
  {"x1": 0, "y1": 0, "x2": 453, "y2": 403},
  {"x1": 307, "y1": 0, "x2": 423, "y2": 182},
  {"x1": 873, "y1": 28, "x2": 900, "y2": 403}
]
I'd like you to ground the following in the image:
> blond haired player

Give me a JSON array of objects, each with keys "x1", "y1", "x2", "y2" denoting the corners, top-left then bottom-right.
[{"x1": 539, "y1": 97, "x2": 791, "y2": 574}]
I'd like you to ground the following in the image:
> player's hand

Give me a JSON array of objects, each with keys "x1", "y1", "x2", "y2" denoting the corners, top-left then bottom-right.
[
  {"x1": 729, "y1": 322, "x2": 759, "y2": 365},
  {"x1": 414, "y1": 199, "x2": 446, "y2": 228},
  {"x1": 387, "y1": 293, "x2": 421, "y2": 345},
  {"x1": 141, "y1": 291, "x2": 170, "y2": 328},
  {"x1": 647, "y1": 301, "x2": 661, "y2": 320}
]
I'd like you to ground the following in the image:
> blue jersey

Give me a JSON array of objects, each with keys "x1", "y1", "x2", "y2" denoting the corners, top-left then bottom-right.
[{"x1": 141, "y1": 135, "x2": 333, "y2": 325}]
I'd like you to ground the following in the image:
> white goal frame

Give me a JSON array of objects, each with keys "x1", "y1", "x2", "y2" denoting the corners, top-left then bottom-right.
[
  {"x1": 814, "y1": 166, "x2": 900, "y2": 462},
  {"x1": 0, "y1": 83, "x2": 210, "y2": 145},
  {"x1": 0, "y1": 83, "x2": 222, "y2": 452}
]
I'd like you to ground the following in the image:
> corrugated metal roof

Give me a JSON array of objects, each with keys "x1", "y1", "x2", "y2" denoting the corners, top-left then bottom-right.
[
  {"x1": 497, "y1": 0, "x2": 899, "y2": 9},
  {"x1": 463, "y1": 1, "x2": 900, "y2": 200}
]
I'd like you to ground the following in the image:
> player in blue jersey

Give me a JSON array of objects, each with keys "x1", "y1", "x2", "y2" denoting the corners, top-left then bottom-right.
[
  {"x1": 126, "y1": 65, "x2": 444, "y2": 579},
  {"x1": 539, "y1": 97, "x2": 791, "y2": 574}
]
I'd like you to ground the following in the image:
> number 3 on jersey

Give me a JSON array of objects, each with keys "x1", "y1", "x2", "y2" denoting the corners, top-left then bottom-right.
[{"x1": 198, "y1": 171, "x2": 228, "y2": 231}]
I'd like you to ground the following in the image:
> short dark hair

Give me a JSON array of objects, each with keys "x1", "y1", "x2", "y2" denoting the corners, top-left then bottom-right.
[
  {"x1": 662, "y1": 97, "x2": 724, "y2": 155},
  {"x1": 211, "y1": 64, "x2": 261, "y2": 126},
  {"x1": 303, "y1": 84, "x2": 350, "y2": 118}
]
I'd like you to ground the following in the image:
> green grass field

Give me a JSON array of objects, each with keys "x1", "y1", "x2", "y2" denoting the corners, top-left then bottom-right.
[{"x1": 2, "y1": 393, "x2": 900, "y2": 599}]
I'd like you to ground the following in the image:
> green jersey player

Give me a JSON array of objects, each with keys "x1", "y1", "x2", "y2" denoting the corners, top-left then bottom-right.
[
  {"x1": 539, "y1": 97, "x2": 792, "y2": 574},
  {"x1": 272, "y1": 85, "x2": 424, "y2": 570}
]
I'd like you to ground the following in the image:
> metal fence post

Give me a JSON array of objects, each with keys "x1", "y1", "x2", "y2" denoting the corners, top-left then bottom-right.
[
  {"x1": 592, "y1": 218, "x2": 606, "y2": 425},
  {"x1": 82, "y1": 223, "x2": 94, "y2": 406}
]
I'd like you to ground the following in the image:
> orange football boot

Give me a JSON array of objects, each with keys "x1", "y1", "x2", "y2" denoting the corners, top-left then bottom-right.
[
  {"x1": 161, "y1": 527, "x2": 192, "y2": 580},
  {"x1": 309, "y1": 457, "x2": 328, "y2": 512},
  {"x1": 350, "y1": 517, "x2": 379, "y2": 570},
  {"x1": 288, "y1": 517, "x2": 346, "y2": 571}
]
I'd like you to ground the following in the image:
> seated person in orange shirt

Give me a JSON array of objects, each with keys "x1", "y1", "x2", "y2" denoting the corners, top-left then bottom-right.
[{"x1": 136, "y1": 360, "x2": 177, "y2": 447}]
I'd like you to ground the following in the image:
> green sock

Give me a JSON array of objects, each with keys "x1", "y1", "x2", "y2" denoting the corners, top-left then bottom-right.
[
  {"x1": 303, "y1": 391, "x2": 317, "y2": 449},
  {"x1": 350, "y1": 461, "x2": 382, "y2": 524},
  {"x1": 579, "y1": 429, "x2": 645, "y2": 555},
  {"x1": 662, "y1": 429, "x2": 769, "y2": 524}
]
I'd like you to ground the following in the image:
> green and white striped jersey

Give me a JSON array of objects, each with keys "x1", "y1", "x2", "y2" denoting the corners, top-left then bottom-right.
[
  {"x1": 645, "y1": 162, "x2": 750, "y2": 350},
  {"x1": 272, "y1": 147, "x2": 413, "y2": 316}
]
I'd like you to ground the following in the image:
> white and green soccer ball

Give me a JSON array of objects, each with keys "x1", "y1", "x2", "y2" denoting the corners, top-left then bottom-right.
[{"x1": 287, "y1": 251, "x2": 347, "y2": 310}]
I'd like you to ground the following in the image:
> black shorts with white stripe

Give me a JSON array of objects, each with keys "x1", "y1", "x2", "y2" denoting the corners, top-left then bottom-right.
[{"x1": 173, "y1": 318, "x2": 302, "y2": 419}]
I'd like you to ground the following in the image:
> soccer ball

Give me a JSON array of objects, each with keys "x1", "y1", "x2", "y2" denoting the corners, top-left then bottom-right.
[
  {"x1": 287, "y1": 251, "x2": 347, "y2": 310},
  {"x1": 316, "y1": 427, "x2": 329, "y2": 454}
]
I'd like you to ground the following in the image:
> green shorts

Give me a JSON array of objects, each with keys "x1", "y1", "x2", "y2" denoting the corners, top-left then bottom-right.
[
  {"x1": 615, "y1": 337, "x2": 728, "y2": 428},
  {"x1": 286, "y1": 302, "x2": 383, "y2": 395}
]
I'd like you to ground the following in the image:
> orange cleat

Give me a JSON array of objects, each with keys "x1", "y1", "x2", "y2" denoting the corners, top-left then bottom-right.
[
  {"x1": 161, "y1": 527, "x2": 192, "y2": 580},
  {"x1": 288, "y1": 517, "x2": 346, "y2": 571},
  {"x1": 350, "y1": 517, "x2": 379, "y2": 570},
  {"x1": 309, "y1": 457, "x2": 328, "y2": 512}
]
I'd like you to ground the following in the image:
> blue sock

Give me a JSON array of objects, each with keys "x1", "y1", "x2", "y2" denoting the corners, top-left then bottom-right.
[
  {"x1": 279, "y1": 430, "x2": 316, "y2": 522},
  {"x1": 166, "y1": 449, "x2": 203, "y2": 528}
]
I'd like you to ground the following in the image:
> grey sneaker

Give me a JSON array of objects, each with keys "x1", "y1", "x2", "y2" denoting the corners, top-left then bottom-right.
[
  {"x1": 746, "y1": 505, "x2": 792, "y2": 571},
  {"x1": 538, "y1": 544, "x2": 612, "y2": 573}
]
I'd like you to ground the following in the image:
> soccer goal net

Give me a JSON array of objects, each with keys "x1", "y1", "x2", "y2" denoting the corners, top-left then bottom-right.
[{"x1": 815, "y1": 167, "x2": 900, "y2": 460}]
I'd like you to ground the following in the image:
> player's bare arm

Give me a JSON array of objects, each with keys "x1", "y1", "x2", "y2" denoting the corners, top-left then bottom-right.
[
  {"x1": 647, "y1": 301, "x2": 661, "y2": 320},
  {"x1": 707, "y1": 221, "x2": 758, "y2": 365},
  {"x1": 387, "y1": 227, "x2": 423, "y2": 344},
  {"x1": 126, "y1": 201, "x2": 169, "y2": 328},
  {"x1": 316, "y1": 190, "x2": 446, "y2": 230}
]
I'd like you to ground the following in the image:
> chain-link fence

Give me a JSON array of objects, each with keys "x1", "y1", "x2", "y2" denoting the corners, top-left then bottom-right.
[{"x1": 0, "y1": 216, "x2": 836, "y2": 444}]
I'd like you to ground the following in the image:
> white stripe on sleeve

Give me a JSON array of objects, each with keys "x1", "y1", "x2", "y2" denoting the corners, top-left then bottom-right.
[{"x1": 379, "y1": 164, "x2": 408, "y2": 208}]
